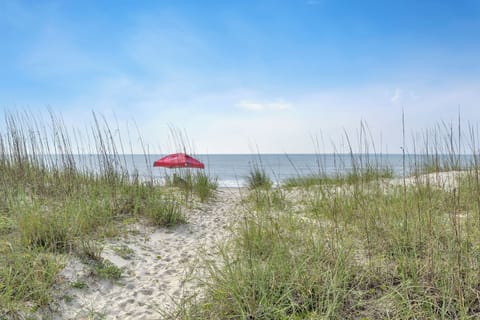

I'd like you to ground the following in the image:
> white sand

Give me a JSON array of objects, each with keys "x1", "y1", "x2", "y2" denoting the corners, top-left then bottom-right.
[
  {"x1": 388, "y1": 170, "x2": 467, "y2": 190},
  {"x1": 43, "y1": 171, "x2": 469, "y2": 319},
  {"x1": 49, "y1": 188, "x2": 242, "y2": 320}
]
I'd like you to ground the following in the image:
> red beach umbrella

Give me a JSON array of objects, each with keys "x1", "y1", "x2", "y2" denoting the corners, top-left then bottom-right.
[{"x1": 153, "y1": 153, "x2": 205, "y2": 169}]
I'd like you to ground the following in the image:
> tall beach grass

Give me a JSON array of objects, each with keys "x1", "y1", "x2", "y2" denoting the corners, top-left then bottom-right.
[
  {"x1": 173, "y1": 119, "x2": 480, "y2": 319},
  {"x1": 0, "y1": 110, "x2": 190, "y2": 316}
]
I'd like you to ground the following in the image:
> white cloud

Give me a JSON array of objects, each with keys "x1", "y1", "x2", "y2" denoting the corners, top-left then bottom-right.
[
  {"x1": 390, "y1": 88, "x2": 403, "y2": 104},
  {"x1": 237, "y1": 99, "x2": 291, "y2": 112},
  {"x1": 39, "y1": 76, "x2": 480, "y2": 154}
]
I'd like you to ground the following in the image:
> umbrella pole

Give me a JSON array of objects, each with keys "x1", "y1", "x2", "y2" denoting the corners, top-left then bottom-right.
[{"x1": 182, "y1": 168, "x2": 190, "y2": 204}]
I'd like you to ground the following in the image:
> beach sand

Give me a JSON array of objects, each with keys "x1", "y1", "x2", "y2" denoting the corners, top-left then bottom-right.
[
  {"x1": 388, "y1": 170, "x2": 466, "y2": 190},
  {"x1": 50, "y1": 188, "x2": 243, "y2": 320},
  {"x1": 44, "y1": 171, "x2": 467, "y2": 319}
]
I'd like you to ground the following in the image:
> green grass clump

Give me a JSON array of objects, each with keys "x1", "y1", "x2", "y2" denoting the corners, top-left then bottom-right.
[
  {"x1": 18, "y1": 204, "x2": 74, "y2": 252},
  {"x1": 283, "y1": 174, "x2": 336, "y2": 188},
  {"x1": 176, "y1": 210, "x2": 359, "y2": 319},
  {"x1": 71, "y1": 279, "x2": 87, "y2": 289},
  {"x1": 143, "y1": 198, "x2": 186, "y2": 227},
  {"x1": 165, "y1": 172, "x2": 189, "y2": 188},
  {"x1": 111, "y1": 244, "x2": 135, "y2": 260},
  {"x1": 165, "y1": 171, "x2": 218, "y2": 202},
  {"x1": 92, "y1": 259, "x2": 123, "y2": 280},
  {"x1": 0, "y1": 216, "x2": 14, "y2": 235},
  {"x1": 344, "y1": 166, "x2": 394, "y2": 184},
  {"x1": 245, "y1": 188, "x2": 288, "y2": 212},
  {"x1": 247, "y1": 166, "x2": 272, "y2": 190},
  {"x1": 78, "y1": 240, "x2": 104, "y2": 262},
  {"x1": 284, "y1": 166, "x2": 394, "y2": 188},
  {"x1": 0, "y1": 248, "x2": 61, "y2": 312},
  {"x1": 75, "y1": 240, "x2": 122, "y2": 280},
  {"x1": 192, "y1": 172, "x2": 218, "y2": 202}
]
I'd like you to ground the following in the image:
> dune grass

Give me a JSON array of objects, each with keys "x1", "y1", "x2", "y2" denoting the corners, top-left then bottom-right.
[
  {"x1": 0, "y1": 111, "x2": 188, "y2": 316},
  {"x1": 247, "y1": 165, "x2": 272, "y2": 190},
  {"x1": 165, "y1": 170, "x2": 218, "y2": 202},
  {"x1": 3, "y1": 109, "x2": 480, "y2": 319},
  {"x1": 283, "y1": 166, "x2": 394, "y2": 188},
  {"x1": 173, "y1": 121, "x2": 480, "y2": 319}
]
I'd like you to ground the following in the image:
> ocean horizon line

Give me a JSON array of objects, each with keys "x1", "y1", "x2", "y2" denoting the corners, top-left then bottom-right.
[{"x1": 14, "y1": 152, "x2": 475, "y2": 157}]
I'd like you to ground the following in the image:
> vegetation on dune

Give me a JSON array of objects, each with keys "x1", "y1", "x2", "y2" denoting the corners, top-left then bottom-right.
[
  {"x1": 4, "y1": 109, "x2": 480, "y2": 319},
  {"x1": 247, "y1": 165, "x2": 272, "y2": 190},
  {"x1": 165, "y1": 171, "x2": 218, "y2": 202},
  {"x1": 0, "y1": 111, "x2": 191, "y2": 316},
  {"x1": 283, "y1": 165, "x2": 394, "y2": 188},
  {"x1": 173, "y1": 120, "x2": 480, "y2": 320}
]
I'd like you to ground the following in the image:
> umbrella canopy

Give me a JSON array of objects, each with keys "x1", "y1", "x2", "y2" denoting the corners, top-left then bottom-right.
[{"x1": 153, "y1": 153, "x2": 205, "y2": 169}]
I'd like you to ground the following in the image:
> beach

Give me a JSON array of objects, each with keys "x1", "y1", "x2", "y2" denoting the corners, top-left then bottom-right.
[
  {"x1": 3, "y1": 169, "x2": 473, "y2": 319},
  {"x1": 3, "y1": 2, "x2": 480, "y2": 317},
  {"x1": 44, "y1": 170, "x2": 469, "y2": 319},
  {"x1": 48, "y1": 188, "x2": 243, "y2": 319},
  {"x1": 44, "y1": 170, "x2": 465, "y2": 319}
]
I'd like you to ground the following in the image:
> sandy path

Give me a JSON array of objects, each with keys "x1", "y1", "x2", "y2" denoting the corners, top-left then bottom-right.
[
  {"x1": 52, "y1": 188, "x2": 242, "y2": 320},
  {"x1": 36, "y1": 171, "x2": 468, "y2": 319}
]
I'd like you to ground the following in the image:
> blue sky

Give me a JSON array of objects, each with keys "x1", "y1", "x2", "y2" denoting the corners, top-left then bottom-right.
[{"x1": 1, "y1": 0, "x2": 480, "y2": 153}]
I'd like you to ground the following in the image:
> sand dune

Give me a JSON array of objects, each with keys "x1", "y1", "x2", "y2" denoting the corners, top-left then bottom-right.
[
  {"x1": 50, "y1": 188, "x2": 242, "y2": 320},
  {"x1": 44, "y1": 171, "x2": 468, "y2": 319}
]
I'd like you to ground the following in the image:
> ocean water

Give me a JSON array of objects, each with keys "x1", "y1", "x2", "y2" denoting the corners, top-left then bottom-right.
[{"x1": 70, "y1": 153, "x2": 471, "y2": 187}]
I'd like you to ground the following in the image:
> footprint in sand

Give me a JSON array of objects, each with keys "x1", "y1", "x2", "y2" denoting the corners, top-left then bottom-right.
[
  {"x1": 140, "y1": 288, "x2": 154, "y2": 296},
  {"x1": 48, "y1": 188, "x2": 242, "y2": 319}
]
